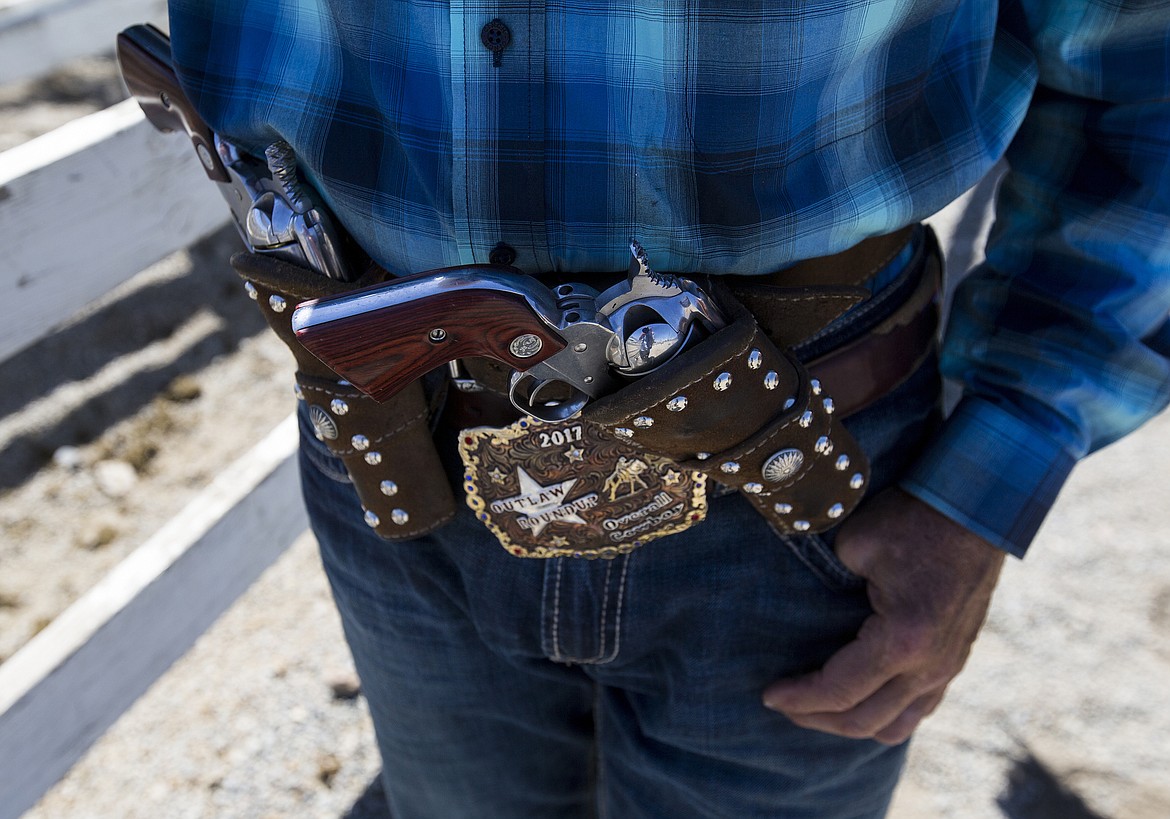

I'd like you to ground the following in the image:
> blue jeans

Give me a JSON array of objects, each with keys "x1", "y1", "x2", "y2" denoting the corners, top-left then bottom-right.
[{"x1": 297, "y1": 245, "x2": 943, "y2": 818}]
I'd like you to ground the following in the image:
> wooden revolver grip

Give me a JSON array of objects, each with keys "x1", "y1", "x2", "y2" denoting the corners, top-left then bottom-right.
[
  {"x1": 294, "y1": 287, "x2": 567, "y2": 402},
  {"x1": 116, "y1": 24, "x2": 229, "y2": 182}
]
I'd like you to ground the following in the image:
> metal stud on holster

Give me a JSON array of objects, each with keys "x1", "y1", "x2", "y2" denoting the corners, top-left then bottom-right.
[
  {"x1": 230, "y1": 251, "x2": 456, "y2": 540},
  {"x1": 582, "y1": 281, "x2": 870, "y2": 535}
]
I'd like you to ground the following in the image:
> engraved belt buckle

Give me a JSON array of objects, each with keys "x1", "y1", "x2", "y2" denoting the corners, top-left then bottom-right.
[{"x1": 458, "y1": 417, "x2": 707, "y2": 558}]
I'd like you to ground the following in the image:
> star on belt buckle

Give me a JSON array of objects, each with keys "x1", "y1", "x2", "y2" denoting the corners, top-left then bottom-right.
[{"x1": 458, "y1": 417, "x2": 707, "y2": 558}]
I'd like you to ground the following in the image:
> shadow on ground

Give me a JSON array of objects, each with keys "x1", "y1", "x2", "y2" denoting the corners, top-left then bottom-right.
[
  {"x1": 997, "y1": 754, "x2": 1106, "y2": 819},
  {"x1": 0, "y1": 226, "x2": 265, "y2": 489}
]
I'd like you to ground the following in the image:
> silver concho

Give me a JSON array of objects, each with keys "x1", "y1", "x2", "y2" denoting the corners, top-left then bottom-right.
[
  {"x1": 762, "y1": 448, "x2": 804, "y2": 483},
  {"x1": 309, "y1": 405, "x2": 339, "y2": 441}
]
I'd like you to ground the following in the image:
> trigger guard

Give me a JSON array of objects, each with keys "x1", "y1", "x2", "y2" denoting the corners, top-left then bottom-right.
[{"x1": 509, "y1": 372, "x2": 590, "y2": 422}]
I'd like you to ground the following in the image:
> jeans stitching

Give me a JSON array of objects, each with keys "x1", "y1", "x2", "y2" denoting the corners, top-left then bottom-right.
[
  {"x1": 777, "y1": 532, "x2": 865, "y2": 591},
  {"x1": 553, "y1": 554, "x2": 631, "y2": 666},
  {"x1": 608, "y1": 555, "x2": 630, "y2": 664},
  {"x1": 551, "y1": 558, "x2": 565, "y2": 662},
  {"x1": 593, "y1": 560, "x2": 614, "y2": 662},
  {"x1": 302, "y1": 445, "x2": 352, "y2": 484},
  {"x1": 577, "y1": 554, "x2": 630, "y2": 666},
  {"x1": 806, "y1": 535, "x2": 863, "y2": 586},
  {"x1": 593, "y1": 682, "x2": 607, "y2": 819}
]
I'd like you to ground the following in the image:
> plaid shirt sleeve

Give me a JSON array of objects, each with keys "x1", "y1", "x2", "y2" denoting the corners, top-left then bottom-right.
[{"x1": 901, "y1": 0, "x2": 1170, "y2": 557}]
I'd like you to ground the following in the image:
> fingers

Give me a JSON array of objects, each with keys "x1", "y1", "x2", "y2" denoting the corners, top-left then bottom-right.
[
  {"x1": 763, "y1": 646, "x2": 884, "y2": 717},
  {"x1": 760, "y1": 490, "x2": 1006, "y2": 744},
  {"x1": 872, "y1": 690, "x2": 946, "y2": 745},
  {"x1": 762, "y1": 614, "x2": 912, "y2": 715},
  {"x1": 762, "y1": 611, "x2": 953, "y2": 743},
  {"x1": 779, "y1": 679, "x2": 943, "y2": 744}
]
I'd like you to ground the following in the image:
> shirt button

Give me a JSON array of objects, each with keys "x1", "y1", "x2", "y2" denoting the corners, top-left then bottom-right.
[
  {"x1": 489, "y1": 242, "x2": 517, "y2": 266},
  {"x1": 481, "y1": 19, "x2": 511, "y2": 66}
]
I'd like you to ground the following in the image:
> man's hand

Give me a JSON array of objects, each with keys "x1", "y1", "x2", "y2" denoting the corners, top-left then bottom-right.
[{"x1": 763, "y1": 489, "x2": 1006, "y2": 745}]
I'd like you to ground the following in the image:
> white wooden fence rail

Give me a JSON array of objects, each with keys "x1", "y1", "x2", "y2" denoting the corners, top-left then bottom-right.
[
  {"x1": 0, "y1": 26, "x2": 308, "y2": 818},
  {"x1": 0, "y1": 99, "x2": 225, "y2": 362},
  {"x1": 0, "y1": 0, "x2": 167, "y2": 83}
]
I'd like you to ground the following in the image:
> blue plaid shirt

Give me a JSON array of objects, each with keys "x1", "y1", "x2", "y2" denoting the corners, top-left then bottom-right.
[{"x1": 169, "y1": 0, "x2": 1170, "y2": 556}]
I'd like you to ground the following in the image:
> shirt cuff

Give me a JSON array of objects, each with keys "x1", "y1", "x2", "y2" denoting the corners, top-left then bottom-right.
[{"x1": 898, "y1": 396, "x2": 1077, "y2": 558}]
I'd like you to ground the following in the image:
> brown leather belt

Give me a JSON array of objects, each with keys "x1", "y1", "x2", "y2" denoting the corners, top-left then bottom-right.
[
  {"x1": 807, "y1": 232, "x2": 941, "y2": 418},
  {"x1": 444, "y1": 226, "x2": 941, "y2": 428}
]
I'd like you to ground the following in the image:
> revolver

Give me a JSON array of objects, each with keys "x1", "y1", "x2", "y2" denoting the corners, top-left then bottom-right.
[
  {"x1": 292, "y1": 242, "x2": 726, "y2": 421},
  {"x1": 116, "y1": 24, "x2": 353, "y2": 281}
]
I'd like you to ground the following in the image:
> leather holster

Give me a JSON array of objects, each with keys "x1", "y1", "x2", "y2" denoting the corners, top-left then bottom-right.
[
  {"x1": 582, "y1": 280, "x2": 871, "y2": 535},
  {"x1": 230, "y1": 252, "x2": 456, "y2": 540}
]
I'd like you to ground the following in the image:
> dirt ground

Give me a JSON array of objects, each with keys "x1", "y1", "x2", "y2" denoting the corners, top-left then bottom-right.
[{"x1": 3, "y1": 52, "x2": 1169, "y2": 819}]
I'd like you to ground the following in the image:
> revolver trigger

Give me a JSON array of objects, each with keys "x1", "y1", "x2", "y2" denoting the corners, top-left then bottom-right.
[{"x1": 508, "y1": 372, "x2": 589, "y2": 423}]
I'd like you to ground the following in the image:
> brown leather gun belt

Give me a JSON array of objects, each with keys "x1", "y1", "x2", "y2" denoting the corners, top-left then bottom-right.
[
  {"x1": 805, "y1": 228, "x2": 941, "y2": 418},
  {"x1": 445, "y1": 225, "x2": 941, "y2": 429}
]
